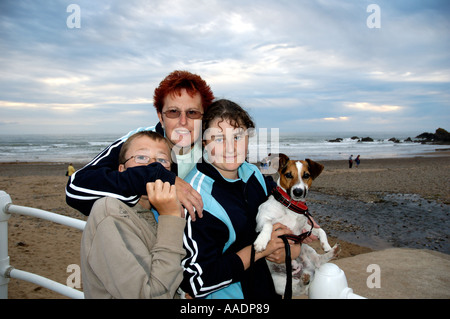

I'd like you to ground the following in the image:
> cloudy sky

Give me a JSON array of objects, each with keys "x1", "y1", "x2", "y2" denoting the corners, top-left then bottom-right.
[{"x1": 1, "y1": 0, "x2": 449, "y2": 135}]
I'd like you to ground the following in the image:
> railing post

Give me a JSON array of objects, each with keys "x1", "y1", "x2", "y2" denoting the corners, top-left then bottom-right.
[{"x1": 0, "y1": 191, "x2": 12, "y2": 299}]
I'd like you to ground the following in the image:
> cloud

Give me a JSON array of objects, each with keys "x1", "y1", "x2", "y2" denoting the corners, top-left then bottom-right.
[
  {"x1": 0, "y1": 0, "x2": 449, "y2": 135},
  {"x1": 39, "y1": 76, "x2": 90, "y2": 87},
  {"x1": 345, "y1": 102, "x2": 404, "y2": 113},
  {"x1": 0, "y1": 120, "x2": 18, "y2": 126},
  {"x1": 368, "y1": 71, "x2": 450, "y2": 83},
  {"x1": 323, "y1": 117, "x2": 350, "y2": 121}
]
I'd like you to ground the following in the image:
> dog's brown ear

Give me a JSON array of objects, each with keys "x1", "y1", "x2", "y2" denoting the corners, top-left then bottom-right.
[
  {"x1": 305, "y1": 158, "x2": 324, "y2": 180},
  {"x1": 277, "y1": 153, "x2": 290, "y2": 172}
]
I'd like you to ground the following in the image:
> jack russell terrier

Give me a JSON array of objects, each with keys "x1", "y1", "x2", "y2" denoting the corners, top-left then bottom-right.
[{"x1": 254, "y1": 153, "x2": 340, "y2": 297}]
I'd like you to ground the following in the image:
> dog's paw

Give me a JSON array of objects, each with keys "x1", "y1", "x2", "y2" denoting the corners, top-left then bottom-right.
[
  {"x1": 253, "y1": 239, "x2": 268, "y2": 252},
  {"x1": 291, "y1": 260, "x2": 302, "y2": 275},
  {"x1": 254, "y1": 232, "x2": 271, "y2": 252},
  {"x1": 321, "y1": 242, "x2": 332, "y2": 252},
  {"x1": 253, "y1": 242, "x2": 267, "y2": 252},
  {"x1": 301, "y1": 273, "x2": 311, "y2": 285},
  {"x1": 332, "y1": 243, "x2": 341, "y2": 258}
]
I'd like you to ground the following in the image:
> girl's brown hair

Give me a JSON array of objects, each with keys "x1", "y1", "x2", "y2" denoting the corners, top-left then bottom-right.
[{"x1": 202, "y1": 99, "x2": 255, "y2": 133}]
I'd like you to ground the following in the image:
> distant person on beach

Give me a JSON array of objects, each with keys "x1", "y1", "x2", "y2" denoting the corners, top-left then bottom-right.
[
  {"x1": 259, "y1": 153, "x2": 278, "y2": 175},
  {"x1": 67, "y1": 163, "x2": 75, "y2": 176},
  {"x1": 65, "y1": 70, "x2": 214, "y2": 218},
  {"x1": 349, "y1": 155, "x2": 353, "y2": 168},
  {"x1": 355, "y1": 155, "x2": 360, "y2": 168},
  {"x1": 80, "y1": 131, "x2": 186, "y2": 299}
]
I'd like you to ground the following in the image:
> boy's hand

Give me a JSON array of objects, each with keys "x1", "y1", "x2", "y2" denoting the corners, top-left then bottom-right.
[{"x1": 146, "y1": 180, "x2": 183, "y2": 217}]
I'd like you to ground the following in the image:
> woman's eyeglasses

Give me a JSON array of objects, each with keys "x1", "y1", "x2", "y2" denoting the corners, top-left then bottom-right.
[
  {"x1": 162, "y1": 109, "x2": 203, "y2": 119},
  {"x1": 123, "y1": 155, "x2": 170, "y2": 168}
]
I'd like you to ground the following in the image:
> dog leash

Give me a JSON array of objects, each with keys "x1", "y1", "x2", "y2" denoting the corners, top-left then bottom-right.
[
  {"x1": 279, "y1": 235, "x2": 293, "y2": 299},
  {"x1": 272, "y1": 186, "x2": 314, "y2": 299}
]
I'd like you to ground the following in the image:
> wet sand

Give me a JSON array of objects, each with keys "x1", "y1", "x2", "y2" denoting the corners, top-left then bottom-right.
[{"x1": 314, "y1": 154, "x2": 450, "y2": 204}]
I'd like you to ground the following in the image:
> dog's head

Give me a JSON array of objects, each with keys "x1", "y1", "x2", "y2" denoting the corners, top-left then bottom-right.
[{"x1": 276, "y1": 153, "x2": 324, "y2": 200}]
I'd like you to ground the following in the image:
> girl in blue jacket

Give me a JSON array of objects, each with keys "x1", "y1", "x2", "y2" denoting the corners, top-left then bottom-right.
[{"x1": 181, "y1": 99, "x2": 291, "y2": 299}]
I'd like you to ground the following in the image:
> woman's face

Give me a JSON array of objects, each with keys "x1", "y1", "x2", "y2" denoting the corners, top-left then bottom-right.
[
  {"x1": 204, "y1": 118, "x2": 248, "y2": 179},
  {"x1": 157, "y1": 88, "x2": 203, "y2": 149}
]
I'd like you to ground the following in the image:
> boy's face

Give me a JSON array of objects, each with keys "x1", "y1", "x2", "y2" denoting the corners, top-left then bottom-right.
[{"x1": 118, "y1": 135, "x2": 171, "y2": 172}]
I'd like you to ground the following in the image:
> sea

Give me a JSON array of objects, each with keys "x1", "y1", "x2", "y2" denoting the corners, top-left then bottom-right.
[
  {"x1": 0, "y1": 131, "x2": 448, "y2": 253},
  {"x1": 0, "y1": 131, "x2": 448, "y2": 164}
]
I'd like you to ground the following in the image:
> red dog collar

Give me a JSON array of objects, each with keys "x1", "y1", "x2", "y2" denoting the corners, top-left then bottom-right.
[
  {"x1": 272, "y1": 186, "x2": 313, "y2": 244},
  {"x1": 272, "y1": 186, "x2": 309, "y2": 214}
]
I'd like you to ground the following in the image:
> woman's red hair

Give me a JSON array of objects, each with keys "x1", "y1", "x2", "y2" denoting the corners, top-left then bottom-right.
[{"x1": 153, "y1": 70, "x2": 215, "y2": 113}]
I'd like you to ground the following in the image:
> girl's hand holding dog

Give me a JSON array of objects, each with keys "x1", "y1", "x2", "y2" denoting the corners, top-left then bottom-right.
[
  {"x1": 238, "y1": 223, "x2": 295, "y2": 270},
  {"x1": 266, "y1": 223, "x2": 301, "y2": 263},
  {"x1": 266, "y1": 219, "x2": 321, "y2": 263},
  {"x1": 146, "y1": 180, "x2": 183, "y2": 217}
]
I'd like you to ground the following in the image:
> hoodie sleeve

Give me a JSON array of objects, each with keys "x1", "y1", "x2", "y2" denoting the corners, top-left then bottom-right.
[
  {"x1": 65, "y1": 128, "x2": 176, "y2": 216},
  {"x1": 181, "y1": 211, "x2": 245, "y2": 298}
]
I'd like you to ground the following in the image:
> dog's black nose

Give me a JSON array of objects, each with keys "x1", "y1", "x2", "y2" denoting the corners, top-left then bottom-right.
[{"x1": 292, "y1": 188, "x2": 304, "y2": 198}]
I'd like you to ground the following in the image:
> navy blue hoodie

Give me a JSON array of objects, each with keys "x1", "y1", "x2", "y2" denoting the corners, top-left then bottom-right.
[
  {"x1": 65, "y1": 123, "x2": 176, "y2": 216},
  {"x1": 181, "y1": 159, "x2": 280, "y2": 299}
]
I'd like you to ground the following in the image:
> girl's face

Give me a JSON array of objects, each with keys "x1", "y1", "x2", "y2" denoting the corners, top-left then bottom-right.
[{"x1": 204, "y1": 118, "x2": 248, "y2": 180}]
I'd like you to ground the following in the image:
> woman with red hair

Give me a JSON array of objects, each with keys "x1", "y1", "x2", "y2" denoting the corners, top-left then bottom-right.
[{"x1": 66, "y1": 70, "x2": 214, "y2": 220}]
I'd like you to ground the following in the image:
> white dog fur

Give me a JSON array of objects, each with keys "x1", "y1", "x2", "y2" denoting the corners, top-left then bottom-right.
[{"x1": 254, "y1": 154, "x2": 340, "y2": 296}]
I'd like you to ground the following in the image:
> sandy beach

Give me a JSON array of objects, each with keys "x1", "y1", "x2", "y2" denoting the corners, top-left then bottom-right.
[
  {"x1": 314, "y1": 154, "x2": 450, "y2": 204},
  {"x1": 0, "y1": 153, "x2": 449, "y2": 299}
]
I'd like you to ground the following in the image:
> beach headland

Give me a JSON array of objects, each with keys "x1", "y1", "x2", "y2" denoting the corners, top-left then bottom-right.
[{"x1": 0, "y1": 152, "x2": 449, "y2": 298}]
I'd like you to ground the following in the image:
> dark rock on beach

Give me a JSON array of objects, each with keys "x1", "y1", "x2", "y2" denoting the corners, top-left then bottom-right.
[
  {"x1": 416, "y1": 128, "x2": 450, "y2": 144},
  {"x1": 388, "y1": 137, "x2": 401, "y2": 143}
]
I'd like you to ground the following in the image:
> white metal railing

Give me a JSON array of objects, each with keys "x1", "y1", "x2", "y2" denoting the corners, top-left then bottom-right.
[
  {"x1": 1, "y1": 190, "x2": 365, "y2": 300},
  {"x1": 0, "y1": 190, "x2": 86, "y2": 299}
]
